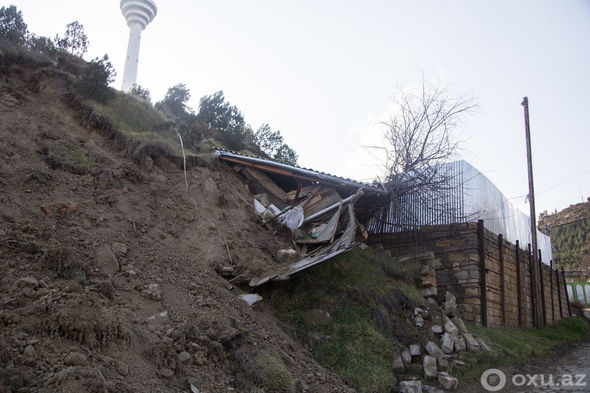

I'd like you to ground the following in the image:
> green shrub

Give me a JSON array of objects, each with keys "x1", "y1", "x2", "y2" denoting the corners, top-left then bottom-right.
[
  {"x1": 0, "y1": 5, "x2": 28, "y2": 47},
  {"x1": 129, "y1": 83, "x2": 152, "y2": 103},
  {"x1": 76, "y1": 54, "x2": 116, "y2": 102}
]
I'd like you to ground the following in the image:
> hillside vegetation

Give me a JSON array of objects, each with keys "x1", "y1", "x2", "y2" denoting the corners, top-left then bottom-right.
[
  {"x1": 0, "y1": 4, "x2": 299, "y2": 166},
  {"x1": 539, "y1": 200, "x2": 590, "y2": 272}
]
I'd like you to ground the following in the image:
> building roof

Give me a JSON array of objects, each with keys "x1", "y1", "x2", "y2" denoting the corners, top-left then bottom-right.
[{"x1": 215, "y1": 148, "x2": 384, "y2": 194}]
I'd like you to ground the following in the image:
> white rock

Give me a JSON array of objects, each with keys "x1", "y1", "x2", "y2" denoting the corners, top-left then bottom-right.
[
  {"x1": 425, "y1": 341, "x2": 445, "y2": 358},
  {"x1": 441, "y1": 333, "x2": 455, "y2": 354},
  {"x1": 423, "y1": 355, "x2": 437, "y2": 379},
  {"x1": 454, "y1": 336, "x2": 466, "y2": 352},
  {"x1": 443, "y1": 291, "x2": 457, "y2": 316},
  {"x1": 451, "y1": 317, "x2": 468, "y2": 334},
  {"x1": 431, "y1": 324, "x2": 443, "y2": 334},
  {"x1": 401, "y1": 349, "x2": 412, "y2": 365},
  {"x1": 463, "y1": 333, "x2": 481, "y2": 351},
  {"x1": 410, "y1": 344, "x2": 422, "y2": 356},
  {"x1": 238, "y1": 294, "x2": 263, "y2": 306},
  {"x1": 399, "y1": 380, "x2": 422, "y2": 393},
  {"x1": 438, "y1": 372, "x2": 458, "y2": 390},
  {"x1": 415, "y1": 314, "x2": 425, "y2": 327},
  {"x1": 443, "y1": 317, "x2": 459, "y2": 336}
]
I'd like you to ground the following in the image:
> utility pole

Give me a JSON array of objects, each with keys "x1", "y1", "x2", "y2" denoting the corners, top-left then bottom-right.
[{"x1": 522, "y1": 97, "x2": 541, "y2": 328}]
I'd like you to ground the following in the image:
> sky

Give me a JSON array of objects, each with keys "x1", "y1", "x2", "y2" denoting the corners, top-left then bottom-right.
[{"x1": 6, "y1": 0, "x2": 590, "y2": 216}]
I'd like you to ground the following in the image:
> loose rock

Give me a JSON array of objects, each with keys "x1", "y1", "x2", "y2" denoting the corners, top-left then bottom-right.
[
  {"x1": 423, "y1": 355, "x2": 437, "y2": 379},
  {"x1": 441, "y1": 333, "x2": 454, "y2": 354},
  {"x1": 443, "y1": 317, "x2": 459, "y2": 336},
  {"x1": 178, "y1": 351, "x2": 192, "y2": 364},
  {"x1": 94, "y1": 246, "x2": 119, "y2": 276},
  {"x1": 438, "y1": 371, "x2": 458, "y2": 390},
  {"x1": 463, "y1": 333, "x2": 481, "y2": 351},
  {"x1": 115, "y1": 360, "x2": 129, "y2": 376},
  {"x1": 425, "y1": 341, "x2": 445, "y2": 358},
  {"x1": 410, "y1": 344, "x2": 422, "y2": 356},
  {"x1": 437, "y1": 357, "x2": 449, "y2": 371},
  {"x1": 431, "y1": 324, "x2": 443, "y2": 334},
  {"x1": 401, "y1": 348, "x2": 412, "y2": 365},
  {"x1": 17, "y1": 277, "x2": 39, "y2": 289},
  {"x1": 451, "y1": 317, "x2": 468, "y2": 334},
  {"x1": 442, "y1": 291, "x2": 457, "y2": 316},
  {"x1": 393, "y1": 354, "x2": 405, "y2": 372},
  {"x1": 141, "y1": 283, "x2": 162, "y2": 301},
  {"x1": 64, "y1": 351, "x2": 88, "y2": 366},
  {"x1": 454, "y1": 336, "x2": 466, "y2": 352},
  {"x1": 399, "y1": 380, "x2": 422, "y2": 393}
]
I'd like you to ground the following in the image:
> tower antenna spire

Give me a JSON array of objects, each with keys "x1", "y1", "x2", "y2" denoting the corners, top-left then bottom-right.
[{"x1": 120, "y1": 0, "x2": 157, "y2": 92}]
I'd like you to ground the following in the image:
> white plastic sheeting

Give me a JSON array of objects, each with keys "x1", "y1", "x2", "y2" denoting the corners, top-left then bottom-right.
[
  {"x1": 459, "y1": 160, "x2": 552, "y2": 262},
  {"x1": 370, "y1": 160, "x2": 552, "y2": 262}
]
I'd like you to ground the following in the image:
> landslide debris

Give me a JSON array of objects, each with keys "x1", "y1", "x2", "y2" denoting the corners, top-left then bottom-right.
[{"x1": 0, "y1": 52, "x2": 353, "y2": 392}]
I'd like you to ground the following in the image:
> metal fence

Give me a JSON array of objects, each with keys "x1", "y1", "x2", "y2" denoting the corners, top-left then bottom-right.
[
  {"x1": 368, "y1": 160, "x2": 553, "y2": 261},
  {"x1": 567, "y1": 282, "x2": 590, "y2": 305}
]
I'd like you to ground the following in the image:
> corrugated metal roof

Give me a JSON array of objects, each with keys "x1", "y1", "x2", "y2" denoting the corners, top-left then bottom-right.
[{"x1": 214, "y1": 148, "x2": 384, "y2": 193}]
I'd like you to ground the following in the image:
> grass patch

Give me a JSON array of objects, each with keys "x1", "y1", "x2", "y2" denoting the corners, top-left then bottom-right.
[
  {"x1": 453, "y1": 318, "x2": 590, "y2": 381},
  {"x1": 89, "y1": 91, "x2": 166, "y2": 135},
  {"x1": 268, "y1": 248, "x2": 424, "y2": 393},
  {"x1": 42, "y1": 143, "x2": 99, "y2": 175},
  {"x1": 86, "y1": 91, "x2": 195, "y2": 158},
  {"x1": 255, "y1": 349, "x2": 295, "y2": 392},
  {"x1": 236, "y1": 346, "x2": 295, "y2": 392},
  {"x1": 313, "y1": 301, "x2": 399, "y2": 393}
]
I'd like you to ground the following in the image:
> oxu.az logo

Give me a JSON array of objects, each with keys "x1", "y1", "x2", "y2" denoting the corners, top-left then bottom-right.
[{"x1": 481, "y1": 368, "x2": 587, "y2": 391}]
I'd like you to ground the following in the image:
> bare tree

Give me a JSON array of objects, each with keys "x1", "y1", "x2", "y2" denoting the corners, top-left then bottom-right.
[{"x1": 370, "y1": 82, "x2": 476, "y2": 232}]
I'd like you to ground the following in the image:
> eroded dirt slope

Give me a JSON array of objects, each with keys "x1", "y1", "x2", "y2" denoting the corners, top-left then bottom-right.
[{"x1": 0, "y1": 64, "x2": 353, "y2": 392}]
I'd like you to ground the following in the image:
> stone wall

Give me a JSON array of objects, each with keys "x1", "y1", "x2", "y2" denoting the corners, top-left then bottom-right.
[{"x1": 370, "y1": 221, "x2": 571, "y2": 328}]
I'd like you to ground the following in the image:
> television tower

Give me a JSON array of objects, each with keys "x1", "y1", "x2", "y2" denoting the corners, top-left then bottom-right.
[{"x1": 120, "y1": 0, "x2": 157, "y2": 92}]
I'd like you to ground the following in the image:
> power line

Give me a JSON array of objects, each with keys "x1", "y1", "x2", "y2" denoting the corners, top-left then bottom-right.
[{"x1": 508, "y1": 169, "x2": 590, "y2": 200}]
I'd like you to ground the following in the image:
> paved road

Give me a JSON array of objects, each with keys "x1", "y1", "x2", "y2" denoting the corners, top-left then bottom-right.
[
  {"x1": 463, "y1": 338, "x2": 590, "y2": 393},
  {"x1": 497, "y1": 342, "x2": 590, "y2": 393}
]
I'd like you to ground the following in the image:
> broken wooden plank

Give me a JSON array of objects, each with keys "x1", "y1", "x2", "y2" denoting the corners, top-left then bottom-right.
[{"x1": 241, "y1": 167, "x2": 289, "y2": 202}]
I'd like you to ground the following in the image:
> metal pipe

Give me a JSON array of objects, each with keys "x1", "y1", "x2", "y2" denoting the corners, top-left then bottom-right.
[{"x1": 302, "y1": 191, "x2": 363, "y2": 223}]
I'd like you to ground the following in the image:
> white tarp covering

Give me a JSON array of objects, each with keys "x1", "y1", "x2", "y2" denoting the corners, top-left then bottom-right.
[{"x1": 459, "y1": 160, "x2": 552, "y2": 262}]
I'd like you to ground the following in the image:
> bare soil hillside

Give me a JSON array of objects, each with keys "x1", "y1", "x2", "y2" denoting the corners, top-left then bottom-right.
[{"x1": 0, "y1": 60, "x2": 354, "y2": 392}]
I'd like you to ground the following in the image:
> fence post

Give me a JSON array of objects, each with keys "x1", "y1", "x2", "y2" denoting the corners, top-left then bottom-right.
[
  {"x1": 499, "y1": 234, "x2": 506, "y2": 326},
  {"x1": 557, "y1": 264, "x2": 563, "y2": 319},
  {"x1": 549, "y1": 260, "x2": 555, "y2": 323},
  {"x1": 538, "y1": 250, "x2": 547, "y2": 327},
  {"x1": 477, "y1": 220, "x2": 488, "y2": 327},
  {"x1": 516, "y1": 240, "x2": 523, "y2": 328},
  {"x1": 528, "y1": 244, "x2": 537, "y2": 328},
  {"x1": 562, "y1": 267, "x2": 572, "y2": 316}
]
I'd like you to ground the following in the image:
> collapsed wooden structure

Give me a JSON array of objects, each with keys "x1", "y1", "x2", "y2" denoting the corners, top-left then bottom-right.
[{"x1": 215, "y1": 149, "x2": 386, "y2": 286}]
